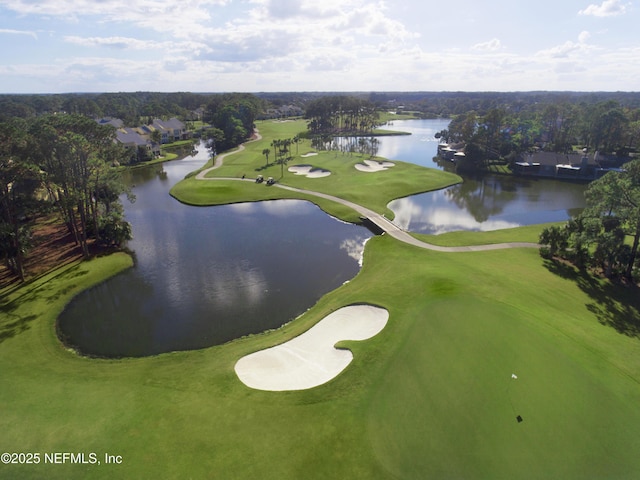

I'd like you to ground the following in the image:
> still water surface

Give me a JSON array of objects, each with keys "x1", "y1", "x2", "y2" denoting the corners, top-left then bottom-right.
[
  {"x1": 380, "y1": 118, "x2": 587, "y2": 234},
  {"x1": 59, "y1": 145, "x2": 369, "y2": 357}
]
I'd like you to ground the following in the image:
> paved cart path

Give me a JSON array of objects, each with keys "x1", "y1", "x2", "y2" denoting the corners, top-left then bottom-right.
[{"x1": 194, "y1": 131, "x2": 539, "y2": 253}]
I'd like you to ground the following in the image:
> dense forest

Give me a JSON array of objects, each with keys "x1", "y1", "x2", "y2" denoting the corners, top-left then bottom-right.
[
  {"x1": 0, "y1": 114, "x2": 132, "y2": 280},
  {"x1": 202, "y1": 93, "x2": 267, "y2": 153},
  {"x1": 0, "y1": 92, "x2": 209, "y2": 125},
  {"x1": 4, "y1": 91, "x2": 640, "y2": 125}
]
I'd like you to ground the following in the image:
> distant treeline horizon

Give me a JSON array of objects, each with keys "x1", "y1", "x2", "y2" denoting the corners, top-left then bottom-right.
[{"x1": 2, "y1": 90, "x2": 640, "y2": 125}]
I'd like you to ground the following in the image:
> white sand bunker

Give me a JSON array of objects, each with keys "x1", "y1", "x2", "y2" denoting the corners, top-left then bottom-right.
[
  {"x1": 234, "y1": 305, "x2": 389, "y2": 391},
  {"x1": 301, "y1": 152, "x2": 319, "y2": 158},
  {"x1": 288, "y1": 164, "x2": 331, "y2": 178},
  {"x1": 355, "y1": 159, "x2": 395, "y2": 172}
]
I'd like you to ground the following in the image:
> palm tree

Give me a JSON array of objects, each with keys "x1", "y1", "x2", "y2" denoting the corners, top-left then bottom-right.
[
  {"x1": 271, "y1": 140, "x2": 280, "y2": 163},
  {"x1": 262, "y1": 148, "x2": 270, "y2": 167},
  {"x1": 370, "y1": 137, "x2": 379, "y2": 158}
]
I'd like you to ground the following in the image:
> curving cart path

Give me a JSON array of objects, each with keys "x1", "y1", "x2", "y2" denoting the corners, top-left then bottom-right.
[{"x1": 194, "y1": 131, "x2": 539, "y2": 253}]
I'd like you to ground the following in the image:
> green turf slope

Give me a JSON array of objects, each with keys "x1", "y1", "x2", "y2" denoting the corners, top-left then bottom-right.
[
  {"x1": 1, "y1": 230, "x2": 640, "y2": 479},
  {"x1": 361, "y1": 239, "x2": 640, "y2": 479}
]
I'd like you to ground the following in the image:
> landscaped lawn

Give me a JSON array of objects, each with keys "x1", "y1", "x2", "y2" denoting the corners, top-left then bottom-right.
[
  {"x1": 1, "y1": 232, "x2": 640, "y2": 479},
  {"x1": 2, "y1": 119, "x2": 640, "y2": 479},
  {"x1": 170, "y1": 119, "x2": 461, "y2": 223}
]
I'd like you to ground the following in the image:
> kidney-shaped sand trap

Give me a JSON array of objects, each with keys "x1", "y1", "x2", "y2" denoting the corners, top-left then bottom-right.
[
  {"x1": 235, "y1": 305, "x2": 388, "y2": 391},
  {"x1": 288, "y1": 164, "x2": 331, "y2": 178},
  {"x1": 355, "y1": 159, "x2": 395, "y2": 172}
]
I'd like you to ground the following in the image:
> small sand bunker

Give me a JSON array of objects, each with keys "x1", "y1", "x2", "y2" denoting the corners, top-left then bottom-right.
[
  {"x1": 288, "y1": 164, "x2": 331, "y2": 178},
  {"x1": 355, "y1": 159, "x2": 395, "y2": 172},
  {"x1": 234, "y1": 305, "x2": 389, "y2": 391},
  {"x1": 301, "y1": 152, "x2": 319, "y2": 158}
]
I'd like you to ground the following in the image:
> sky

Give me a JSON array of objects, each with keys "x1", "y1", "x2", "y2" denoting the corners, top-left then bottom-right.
[{"x1": 0, "y1": 0, "x2": 638, "y2": 93}]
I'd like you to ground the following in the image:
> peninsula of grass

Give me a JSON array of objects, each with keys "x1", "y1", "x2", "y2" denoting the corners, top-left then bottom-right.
[
  {"x1": 170, "y1": 119, "x2": 461, "y2": 223},
  {"x1": 2, "y1": 226, "x2": 640, "y2": 479}
]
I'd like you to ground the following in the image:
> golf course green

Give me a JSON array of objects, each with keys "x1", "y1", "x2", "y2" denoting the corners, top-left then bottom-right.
[{"x1": 1, "y1": 119, "x2": 640, "y2": 479}]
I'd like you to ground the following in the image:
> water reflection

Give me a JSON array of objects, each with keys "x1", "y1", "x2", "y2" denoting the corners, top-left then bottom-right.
[
  {"x1": 378, "y1": 118, "x2": 452, "y2": 168},
  {"x1": 59, "y1": 145, "x2": 370, "y2": 357},
  {"x1": 389, "y1": 176, "x2": 586, "y2": 234},
  {"x1": 379, "y1": 119, "x2": 587, "y2": 234}
]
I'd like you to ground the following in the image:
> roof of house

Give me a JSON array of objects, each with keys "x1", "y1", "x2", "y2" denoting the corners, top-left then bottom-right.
[
  {"x1": 115, "y1": 128, "x2": 150, "y2": 147},
  {"x1": 152, "y1": 117, "x2": 185, "y2": 131}
]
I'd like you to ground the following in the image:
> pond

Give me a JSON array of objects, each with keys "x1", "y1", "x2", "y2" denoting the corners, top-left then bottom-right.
[
  {"x1": 379, "y1": 118, "x2": 587, "y2": 234},
  {"x1": 58, "y1": 144, "x2": 370, "y2": 357}
]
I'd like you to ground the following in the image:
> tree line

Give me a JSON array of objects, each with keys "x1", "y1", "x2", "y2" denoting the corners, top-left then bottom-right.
[
  {"x1": 256, "y1": 91, "x2": 640, "y2": 119},
  {"x1": 0, "y1": 114, "x2": 132, "y2": 281},
  {"x1": 305, "y1": 96, "x2": 380, "y2": 135},
  {"x1": 202, "y1": 93, "x2": 266, "y2": 155},
  {"x1": 0, "y1": 92, "x2": 212, "y2": 126},
  {"x1": 540, "y1": 160, "x2": 640, "y2": 283},
  {"x1": 435, "y1": 100, "x2": 640, "y2": 171}
]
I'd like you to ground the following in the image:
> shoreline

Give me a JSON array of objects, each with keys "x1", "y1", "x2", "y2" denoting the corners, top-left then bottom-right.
[{"x1": 188, "y1": 125, "x2": 538, "y2": 253}]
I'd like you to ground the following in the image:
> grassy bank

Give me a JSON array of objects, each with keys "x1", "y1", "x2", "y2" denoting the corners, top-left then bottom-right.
[
  {"x1": 1, "y1": 231, "x2": 640, "y2": 479},
  {"x1": 412, "y1": 222, "x2": 564, "y2": 246}
]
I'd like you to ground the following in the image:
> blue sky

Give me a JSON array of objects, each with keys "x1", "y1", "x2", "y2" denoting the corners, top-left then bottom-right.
[{"x1": 0, "y1": 0, "x2": 638, "y2": 93}]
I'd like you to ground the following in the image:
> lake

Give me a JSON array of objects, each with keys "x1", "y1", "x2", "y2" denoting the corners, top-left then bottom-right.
[
  {"x1": 379, "y1": 118, "x2": 587, "y2": 234},
  {"x1": 58, "y1": 145, "x2": 370, "y2": 357}
]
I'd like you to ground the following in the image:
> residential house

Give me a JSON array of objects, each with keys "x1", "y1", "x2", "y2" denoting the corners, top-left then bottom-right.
[
  {"x1": 152, "y1": 118, "x2": 187, "y2": 143},
  {"x1": 113, "y1": 127, "x2": 160, "y2": 160}
]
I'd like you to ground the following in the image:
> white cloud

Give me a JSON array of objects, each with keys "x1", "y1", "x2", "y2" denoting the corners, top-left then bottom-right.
[
  {"x1": 1, "y1": 0, "x2": 228, "y2": 18},
  {"x1": 542, "y1": 41, "x2": 582, "y2": 58},
  {"x1": 1, "y1": 0, "x2": 640, "y2": 92},
  {"x1": 190, "y1": 0, "x2": 418, "y2": 70},
  {"x1": 472, "y1": 38, "x2": 502, "y2": 52},
  {"x1": 578, "y1": 30, "x2": 591, "y2": 43},
  {"x1": 304, "y1": 52, "x2": 354, "y2": 72},
  {"x1": 535, "y1": 39, "x2": 596, "y2": 59},
  {"x1": 249, "y1": 0, "x2": 358, "y2": 20},
  {"x1": 64, "y1": 36, "x2": 166, "y2": 50},
  {"x1": 1, "y1": 0, "x2": 227, "y2": 38},
  {"x1": 260, "y1": 0, "x2": 303, "y2": 19},
  {"x1": 579, "y1": 0, "x2": 630, "y2": 17},
  {"x1": 0, "y1": 28, "x2": 37, "y2": 39}
]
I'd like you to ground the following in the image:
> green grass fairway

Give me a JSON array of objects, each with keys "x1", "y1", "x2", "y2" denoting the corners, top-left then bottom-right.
[
  {"x1": 170, "y1": 119, "x2": 461, "y2": 223},
  {"x1": 2, "y1": 231, "x2": 640, "y2": 479}
]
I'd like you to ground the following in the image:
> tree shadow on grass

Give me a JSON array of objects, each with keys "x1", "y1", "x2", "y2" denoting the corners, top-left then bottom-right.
[
  {"x1": 543, "y1": 259, "x2": 640, "y2": 339},
  {"x1": 0, "y1": 312, "x2": 39, "y2": 344},
  {"x1": 0, "y1": 263, "x2": 89, "y2": 345}
]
